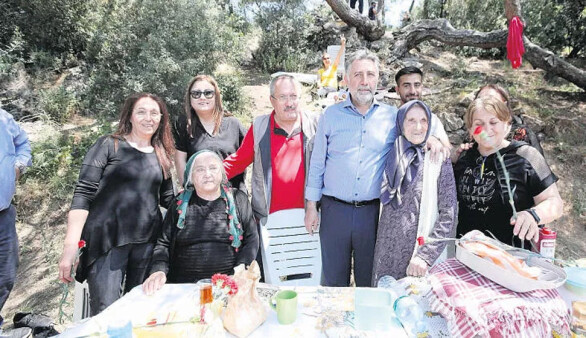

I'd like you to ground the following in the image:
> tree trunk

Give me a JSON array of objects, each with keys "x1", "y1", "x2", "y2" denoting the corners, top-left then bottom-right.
[
  {"x1": 377, "y1": 0, "x2": 384, "y2": 22},
  {"x1": 326, "y1": 0, "x2": 385, "y2": 41},
  {"x1": 504, "y1": 0, "x2": 522, "y2": 22},
  {"x1": 422, "y1": 0, "x2": 430, "y2": 19},
  {"x1": 389, "y1": 19, "x2": 586, "y2": 89}
]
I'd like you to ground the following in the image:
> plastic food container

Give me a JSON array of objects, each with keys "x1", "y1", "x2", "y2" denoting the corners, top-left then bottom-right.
[{"x1": 565, "y1": 267, "x2": 586, "y2": 296}]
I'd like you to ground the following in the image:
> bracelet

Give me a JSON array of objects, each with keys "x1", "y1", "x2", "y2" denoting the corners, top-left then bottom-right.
[{"x1": 526, "y1": 208, "x2": 541, "y2": 224}]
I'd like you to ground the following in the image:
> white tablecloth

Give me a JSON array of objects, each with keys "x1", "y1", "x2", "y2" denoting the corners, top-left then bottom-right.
[{"x1": 59, "y1": 284, "x2": 408, "y2": 337}]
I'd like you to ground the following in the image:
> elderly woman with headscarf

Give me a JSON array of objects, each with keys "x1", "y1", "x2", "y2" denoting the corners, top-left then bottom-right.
[
  {"x1": 142, "y1": 150, "x2": 258, "y2": 295},
  {"x1": 372, "y1": 100, "x2": 457, "y2": 284}
]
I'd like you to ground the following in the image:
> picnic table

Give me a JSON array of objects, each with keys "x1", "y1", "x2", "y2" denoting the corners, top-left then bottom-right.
[
  {"x1": 58, "y1": 278, "x2": 450, "y2": 337},
  {"x1": 58, "y1": 259, "x2": 584, "y2": 337}
]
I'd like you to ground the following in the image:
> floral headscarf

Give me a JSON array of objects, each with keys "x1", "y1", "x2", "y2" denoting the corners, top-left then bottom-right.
[{"x1": 176, "y1": 150, "x2": 243, "y2": 250}]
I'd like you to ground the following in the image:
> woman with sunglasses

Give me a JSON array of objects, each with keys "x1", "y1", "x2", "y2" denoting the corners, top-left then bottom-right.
[
  {"x1": 453, "y1": 97, "x2": 563, "y2": 248},
  {"x1": 317, "y1": 35, "x2": 346, "y2": 98},
  {"x1": 173, "y1": 75, "x2": 247, "y2": 190}
]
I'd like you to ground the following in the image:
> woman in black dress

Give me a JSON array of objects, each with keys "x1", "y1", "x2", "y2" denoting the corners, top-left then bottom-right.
[
  {"x1": 142, "y1": 150, "x2": 258, "y2": 295},
  {"x1": 58, "y1": 93, "x2": 175, "y2": 315},
  {"x1": 174, "y1": 75, "x2": 247, "y2": 190}
]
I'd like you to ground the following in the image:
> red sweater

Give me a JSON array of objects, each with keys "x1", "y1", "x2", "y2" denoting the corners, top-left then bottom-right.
[{"x1": 224, "y1": 113, "x2": 305, "y2": 214}]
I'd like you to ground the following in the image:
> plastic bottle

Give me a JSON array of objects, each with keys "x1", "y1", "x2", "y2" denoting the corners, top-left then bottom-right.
[{"x1": 377, "y1": 275, "x2": 427, "y2": 336}]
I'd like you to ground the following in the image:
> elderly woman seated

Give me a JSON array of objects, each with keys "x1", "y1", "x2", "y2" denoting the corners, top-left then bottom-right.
[{"x1": 143, "y1": 150, "x2": 258, "y2": 295}]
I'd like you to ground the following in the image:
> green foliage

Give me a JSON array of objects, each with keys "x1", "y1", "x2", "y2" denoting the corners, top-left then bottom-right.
[
  {"x1": 84, "y1": 0, "x2": 246, "y2": 117},
  {"x1": 251, "y1": 2, "x2": 316, "y2": 73},
  {"x1": 24, "y1": 122, "x2": 113, "y2": 197},
  {"x1": 0, "y1": 28, "x2": 26, "y2": 82},
  {"x1": 38, "y1": 86, "x2": 79, "y2": 124},
  {"x1": 6, "y1": 0, "x2": 89, "y2": 55},
  {"x1": 416, "y1": 0, "x2": 585, "y2": 57},
  {"x1": 215, "y1": 72, "x2": 250, "y2": 120},
  {"x1": 524, "y1": 0, "x2": 585, "y2": 57}
]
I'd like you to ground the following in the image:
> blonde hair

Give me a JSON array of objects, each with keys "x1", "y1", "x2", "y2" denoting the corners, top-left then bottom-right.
[{"x1": 465, "y1": 97, "x2": 512, "y2": 129}]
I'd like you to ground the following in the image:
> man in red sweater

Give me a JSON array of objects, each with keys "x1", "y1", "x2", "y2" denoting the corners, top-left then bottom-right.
[{"x1": 223, "y1": 74, "x2": 319, "y2": 279}]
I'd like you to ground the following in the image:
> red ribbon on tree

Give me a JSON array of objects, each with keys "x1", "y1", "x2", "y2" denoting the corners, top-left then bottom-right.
[{"x1": 507, "y1": 16, "x2": 525, "y2": 69}]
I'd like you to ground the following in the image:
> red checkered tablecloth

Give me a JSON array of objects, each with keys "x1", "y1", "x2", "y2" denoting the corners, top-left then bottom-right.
[{"x1": 428, "y1": 259, "x2": 571, "y2": 338}]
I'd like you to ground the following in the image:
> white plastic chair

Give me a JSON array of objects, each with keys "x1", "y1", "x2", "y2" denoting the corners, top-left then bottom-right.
[
  {"x1": 73, "y1": 281, "x2": 91, "y2": 321},
  {"x1": 260, "y1": 208, "x2": 322, "y2": 286}
]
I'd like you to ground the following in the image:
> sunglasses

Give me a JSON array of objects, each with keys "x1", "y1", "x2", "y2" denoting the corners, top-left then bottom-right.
[{"x1": 190, "y1": 90, "x2": 215, "y2": 99}]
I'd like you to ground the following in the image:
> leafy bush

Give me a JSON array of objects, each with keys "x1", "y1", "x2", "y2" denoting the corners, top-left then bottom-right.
[
  {"x1": 39, "y1": 86, "x2": 78, "y2": 124},
  {"x1": 524, "y1": 0, "x2": 585, "y2": 57},
  {"x1": 215, "y1": 72, "x2": 250, "y2": 121},
  {"x1": 251, "y1": 2, "x2": 316, "y2": 73},
  {"x1": 5, "y1": 0, "x2": 89, "y2": 55},
  {"x1": 24, "y1": 122, "x2": 113, "y2": 197},
  {"x1": 83, "y1": 0, "x2": 246, "y2": 117}
]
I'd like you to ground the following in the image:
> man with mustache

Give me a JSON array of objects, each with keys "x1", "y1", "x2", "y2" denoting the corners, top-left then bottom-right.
[
  {"x1": 224, "y1": 74, "x2": 319, "y2": 280},
  {"x1": 304, "y1": 50, "x2": 449, "y2": 287}
]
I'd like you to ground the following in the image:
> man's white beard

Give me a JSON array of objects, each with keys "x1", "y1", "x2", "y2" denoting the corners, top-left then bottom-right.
[{"x1": 354, "y1": 91, "x2": 374, "y2": 106}]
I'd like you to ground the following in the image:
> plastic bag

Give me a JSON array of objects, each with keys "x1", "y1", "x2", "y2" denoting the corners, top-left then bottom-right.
[{"x1": 223, "y1": 261, "x2": 267, "y2": 337}]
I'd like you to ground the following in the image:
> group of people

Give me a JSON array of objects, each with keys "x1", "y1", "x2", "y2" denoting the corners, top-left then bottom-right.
[
  {"x1": 46, "y1": 48, "x2": 565, "y2": 317},
  {"x1": 349, "y1": 0, "x2": 378, "y2": 20}
]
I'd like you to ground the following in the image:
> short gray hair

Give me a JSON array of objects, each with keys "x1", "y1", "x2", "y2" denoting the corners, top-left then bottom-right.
[
  {"x1": 345, "y1": 49, "x2": 380, "y2": 77},
  {"x1": 269, "y1": 74, "x2": 302, "y2": 97}
]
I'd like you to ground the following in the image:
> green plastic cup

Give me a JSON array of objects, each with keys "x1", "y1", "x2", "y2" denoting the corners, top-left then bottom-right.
[{"x1": 270, "y1": 290, "x2": 298, "y2": 325}]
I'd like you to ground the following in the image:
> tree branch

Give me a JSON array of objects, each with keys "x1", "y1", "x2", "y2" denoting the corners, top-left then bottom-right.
[
  {"x1": 325, "y1": 0, "x2": 385, "y2": 41},
  {"x1": 389, "y1": 19, "x2": 586, "y2": 89}
]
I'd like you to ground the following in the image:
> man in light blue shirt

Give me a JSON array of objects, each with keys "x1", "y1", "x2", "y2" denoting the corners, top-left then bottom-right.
[
  {"x1": 304, "y1": 50, "x2": 448, "y2": 287},
  {"x1": 0, "y1": 108, "x2": 32, "y2": 327}
]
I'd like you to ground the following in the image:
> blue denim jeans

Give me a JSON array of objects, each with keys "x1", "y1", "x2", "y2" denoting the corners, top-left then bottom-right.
[{"x1": 0, "y1": 205, "x2": 18, "y2": 326}]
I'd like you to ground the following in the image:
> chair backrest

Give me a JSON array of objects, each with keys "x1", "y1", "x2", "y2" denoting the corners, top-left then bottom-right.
[
  {"x1": 326, "y1": 45, "x2": 345, "y2": 75},
  {"x1": 260, "y1": 208, "x2": 322, "y2": 286},
  {"x1": 73, "y1": 281, "x2": 91, "y2": 321}
]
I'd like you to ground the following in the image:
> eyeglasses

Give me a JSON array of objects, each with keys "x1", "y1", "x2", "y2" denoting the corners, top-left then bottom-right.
[
  {"x1": 190, "y1": 90, "x2": 215, "y2": 99},
  {"x1": 271, "y1": 95, "x2": 299, "y2": 103},
  {"x1": 193, "y1": 165, "x2": 221, "y2": 176}
]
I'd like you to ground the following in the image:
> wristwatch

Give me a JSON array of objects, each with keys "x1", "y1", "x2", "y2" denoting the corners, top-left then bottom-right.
[{"x1": 527, "y1": 208, "x2": 541, "y2": 224}]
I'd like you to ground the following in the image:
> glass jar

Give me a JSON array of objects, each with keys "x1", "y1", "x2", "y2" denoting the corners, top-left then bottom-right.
[{"x1": 572, "y1": 301, "x2": 586, "y2": 338}]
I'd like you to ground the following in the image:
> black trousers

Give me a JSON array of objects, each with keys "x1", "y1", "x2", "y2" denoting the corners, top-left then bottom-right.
[
  {"x1": 86, "y1": 243, "x2": 153, "y2": 316},
  {"x1": 350, "y1": 0, "x2": 364, "y2": 14}
]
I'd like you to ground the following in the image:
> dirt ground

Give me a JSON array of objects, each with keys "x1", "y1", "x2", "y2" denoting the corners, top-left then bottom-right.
[{"x1": 3, "y1": 45, "x2": 585, "y2": 332}]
